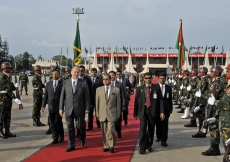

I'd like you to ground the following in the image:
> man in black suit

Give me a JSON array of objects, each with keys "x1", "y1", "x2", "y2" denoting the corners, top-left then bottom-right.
[
  {"x1": 41, "y1": 67, "x2": 64, "y2": 144},
  {"x1": 116, "y1": 70, "x2": 133, "y2": 125},
  {"x1": 88, "y1": 68, "x2": 103, "y2": 130},
  {"x1": 153, "y1": 72, "x2": 173, "y2": 147},
  {"x1": 134, "y1": 72, "x2": 156, "y2": 154},
  {"x1": 59, "y1": 66, "x2": 90, "y2": 152},
  {"x1": 109, "y1": 71, "x2": 126, "y2": 138}
]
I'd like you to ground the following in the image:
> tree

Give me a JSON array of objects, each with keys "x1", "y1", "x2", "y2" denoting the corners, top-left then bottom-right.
[
  {"x1": 22, "y1": 51, "x2": 29, "y2": 70},
  {"x1": 38, "y1": 54, "x2": 43, "y2": 60},
  {"x1": 0, "y1": 35, "x2": 13, "y2": 67},
  {"x1": 14, "y1": 52, "x2": 35, "y2": 71},
  {"x1": 52, "y1": 55, "x2": 73, "y2": 67}
]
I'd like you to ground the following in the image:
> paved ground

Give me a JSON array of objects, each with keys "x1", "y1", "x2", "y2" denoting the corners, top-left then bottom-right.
[{"x1": 0, "y1": 76, "x2": 225, "y2": 162}]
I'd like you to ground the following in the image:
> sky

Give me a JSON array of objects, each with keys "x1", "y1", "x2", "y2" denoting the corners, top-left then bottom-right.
[{"x1": 0, "y1": 0, "x2": 230, "y2": 60}]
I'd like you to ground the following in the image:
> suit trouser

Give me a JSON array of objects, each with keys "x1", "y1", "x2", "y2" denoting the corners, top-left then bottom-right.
[
  {"x1": 139, "y1": 108, "x2": 155, "y2": 150},
  {"x1": 123, "y1": 98, "x2": 129, "y2": 122},
  {"x1": 101, "y1": 120, "x2": 116, "y2": 148},
  {"x1": 115, "y1": 115, "x2": 122, "y2": 133},
  {"x1": 155, "y1": 114, "x2": 170, "y2": 142},
  {"x1": 88, "y1": 106, "x2": 95, "y2": 129},
  {"x1": 49, "y1": 112, "x2": 64, "y2": 140},
  {"x1": 66, "y1": 112, "x2": 86, "y2": 148}
]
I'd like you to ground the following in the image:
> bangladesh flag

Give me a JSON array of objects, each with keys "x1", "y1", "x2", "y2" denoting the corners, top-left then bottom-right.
[
  {"x1": 73, "y1": 21, "x2": 82, "y2": 65},
  {"x1": 175, "y1": 20, "x2": 185, "y2": 70}
]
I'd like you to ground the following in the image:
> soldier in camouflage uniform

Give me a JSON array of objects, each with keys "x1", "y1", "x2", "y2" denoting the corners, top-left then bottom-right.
[
  {"x1": 62, "y1": 67, "x2": 71, "y2": 80},
  {"x1": 0, "y1": 62, "x2": 21, "y2": 138},
  {"x1": 19, "y1": 71, "x2": 29, "y2": 95},
  {"x1": 200, "y1": 66, "x2": 227, "y2": 156},
  {"x1": 177, "y1": 70, "x2": 190, "y2": 113},
  {"x1": 184, "y1": 67, "x2": 209, "y2": 128},
  {"x1": 173, "y1": 69, "x2": 182, "y2": 106},
  {"x1": 32, "y1": 65, "x2": 45, "y2": 127},
  {"x1": 214, "y1": 64, "x2": 230, "y2": 159}
]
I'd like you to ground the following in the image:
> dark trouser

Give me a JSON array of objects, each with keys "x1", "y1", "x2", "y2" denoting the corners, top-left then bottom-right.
[
  {"x1": 155, "y1": 114, "x2": 170, "y2": 142},
  {"x1": 123, "y1": 98, "x2": 130, "y2": 122},
  {"x1": 115, "y1": 115, "x2": 122, "y2": 133},
  {"x1": 139, "y1": 108, "x2": 155, "y2": 150},
  {"x1": 0, "y1": 101, "x2": 12, "y2": 130},
  {"x1": 32, "y1": 96, "x2": 42, "y2": 119},
  {"x1": 67, "y1": 111, "x2": 86, "y2": 148},
  {"x1": 49, "y1": 112, "x2": 64, "y2": 140},
  {"x1": 88, "y1": 106, "x2": 95, "y2": 129}
]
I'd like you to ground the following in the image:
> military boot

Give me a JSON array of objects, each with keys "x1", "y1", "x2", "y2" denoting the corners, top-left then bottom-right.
[
  {"x1": 26, "y1": 92, "x2": 28, "y2": 95},
  {"x1": 175, "y1": 104, "x2": 181, "y2": 109},
  {"x1": 192, "y1": 123, "x2": 206, "y2": 138},
  {"x1": 202, "y1": 144, "x2": 221, "y2": 156},
  {"x1": 173, "y1": 101, "x2": 179, "y2": 105},
  {"x1": 33, "y1": 119, "x2": 39, "y2": 127},
  {"x1": 177, "y1": 109, "x2": 184, "y2": 113},
  {"x1": 45, "y1": 122, "x2": 52, "y2": 135},
  {"x1": 37, "y1": 118, "x2": 45, "y2": 126},
  {"x1": 5, "y1": 128, "x2": 16, "y2": 137},
  {"x1": 0, "y1": 129, "x2": 8, "y2": 139},
  {"x1": 184, "y1": 120, "x2": 197, "y2": 127}
]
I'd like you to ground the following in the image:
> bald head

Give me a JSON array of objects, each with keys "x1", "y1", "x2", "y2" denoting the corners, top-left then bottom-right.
[{"x1": 71, "y1": 66, "x2": 80, "y2": 79}]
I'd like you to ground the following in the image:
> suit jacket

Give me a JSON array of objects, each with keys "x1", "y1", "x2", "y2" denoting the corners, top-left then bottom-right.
[
  {"x1": 151, "y1": 83, "x2": 173, "y2": 115},
  {"x1": 91, "y1": 76, "x2": 103, "y2": 106},
  {"x1": 114, "y1": 81, "x2": 126, "y2": 108},
  {"x1": 59, "y1": 78, "x2": 90, "y2": 116},
  {"x1": 96, "y1": 86, "x2": 121, "y2": 122},
  {"x1": 80, "y1": 75, "x2": 93, "y2": 105},
  {"x1": 42, "y1": 80, "x2": 63, "y2": 113},
  {"x1": 117, "y1": 78, "x2": 133, "y2": 100}
]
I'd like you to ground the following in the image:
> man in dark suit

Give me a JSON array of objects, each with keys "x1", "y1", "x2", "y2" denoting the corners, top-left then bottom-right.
[
  {"x1": 116, "y1": 70, "x2": 134, "y2": 126},
  {"x1": 153, "y1": 72, "x2": 173, "y2": 147},
  {"x1": 134, "y1": 72, "x2": 156, "y2": 154},
  {"x1": 59, "y1": 66, "x2": 90, "y2": 152},
  {"x1": 109, "y1": 71, "x2": 126, "y2": 138},
  {"x1": 41, "y1": 67, "x2": 64, "y2": 144},
  {"x1": 89, "y1": 68, "x2": 103, "y2": 130}
]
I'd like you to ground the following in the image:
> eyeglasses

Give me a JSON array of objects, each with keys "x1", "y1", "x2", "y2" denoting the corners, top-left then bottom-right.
[
  {"x1": 144, "y1": 77, "x2": 152, "y2": 79},
  {"x1": 103, "y1": 78, "x2": 109, "y2": 80}
]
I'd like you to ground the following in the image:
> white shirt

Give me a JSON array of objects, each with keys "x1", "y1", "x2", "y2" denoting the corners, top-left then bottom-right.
[
  {"x1": 72, "y1": 78, "x2": 78, "y2": 86},
  {"x1": 117, "y1": 78, "x2": 122, "y2": 83},
  {"x1": 111, "y1": 81, "x2": 115, "y2": 87},
  {"x1": 159, "y1": 83, "x2": 165, "y2": 97},
  {"x1": 104, "y1": 85, "x2": 111, "y2": 97},
  {"x1": 53, "y1": 80, "x2": 58, "y2": 87}
]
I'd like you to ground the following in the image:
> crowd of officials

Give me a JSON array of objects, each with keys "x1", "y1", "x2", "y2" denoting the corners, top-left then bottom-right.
[{"x1": 1, "y1": 61, "x2": 230, "y2": 160}]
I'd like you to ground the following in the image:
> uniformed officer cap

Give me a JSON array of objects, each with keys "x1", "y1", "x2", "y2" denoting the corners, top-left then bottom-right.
[
  {"x1": 1, "y1": 62, "x2": 11, "y2": 69},
  {"x1": 34, "y1": 65, "x2": 41, "y2": 71},
  {"x1": 226, "y1": 64, "x2": 230, "y2": 70},
  {"x1": 199, "y1": 67, "x2": 208, "y2": 72},
  {"x1": 210, "y1": 65, "x2": 222, "y2": 72}
]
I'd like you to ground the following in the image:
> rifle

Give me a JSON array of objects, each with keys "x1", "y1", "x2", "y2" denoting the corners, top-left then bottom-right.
[
  {"x1": 184, "y1": 75, "x2": 192, "y2": 105},
  {"x1": 15, "y1": 75, "x2": 23, "y2": 110},
  {"x1": 44, "y1": 69, "x2": 47, "y2": 85}
]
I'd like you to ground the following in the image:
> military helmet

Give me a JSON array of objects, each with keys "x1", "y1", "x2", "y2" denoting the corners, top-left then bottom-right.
[
  {"x1": 199, "y1": 67, "x2": 208, "y2": 73},
  {"x1": 226, "y1": 64, "x2": 230, "y2": 70},
  {"x1": 1, "y1": 62, "x2": 11, "y2": 69},
  {"x1": 210, "y1": 65, "x2": 223, "y2": 72},
  {"x1": 34, "y1": 65, "x2": 41, "y2": 71}
]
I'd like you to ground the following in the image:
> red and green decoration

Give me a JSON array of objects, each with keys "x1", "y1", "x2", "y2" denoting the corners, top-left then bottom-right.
[
  {"x1": 175, "y1": 19, "x2": 186, "y2": 70},
  {"x1": 73, "y1": 20, "x2": 82, "y2": 65}
]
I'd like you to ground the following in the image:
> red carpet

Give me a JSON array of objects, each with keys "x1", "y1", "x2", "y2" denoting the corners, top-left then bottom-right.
[{"x1": 25, "y1": 92, "x2": 139, "y2": 162}]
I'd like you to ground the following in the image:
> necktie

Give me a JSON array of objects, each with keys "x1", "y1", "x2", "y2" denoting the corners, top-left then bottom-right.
[
  {"x1": 92, "y1": 77, "x2": 95, "y2": 87},
  {"x1": 161, "y1": 85, "x2": 164, "y2": 97},
  {"x1": 146, "y1": 86, "x2": 151, "y2": 108},
  {"x1": 105, "y1": 86, "x2": 109, "y2": 100},
  {"x1": 72, "y1": 81, "x2": 76, "y2": 93},
  {"x1": 111, "y1": 81, "x2": 114, "y2": 88},
  {"x1": 53, "y1": 80, "x2": 56, "y2": 92}
]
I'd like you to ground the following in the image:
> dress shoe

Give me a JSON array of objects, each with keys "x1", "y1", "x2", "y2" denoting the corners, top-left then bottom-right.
[
  {"x1": 109, "y1": 147, "x2": 114, "y2": 153},
  {"x1": 86, "y1": 128, "x2": 92, "y2": 131},
  {"x1": 117, "y1": 132, "x2": 122, "y2": 138},
  {"x1": 66, "y1": 147, "x2": 75, "y2": 152},
  {"x1": 124, "y1": 120, "x2": 128, "y2": 126},
  {"x1": 75, "y1": 134, "x2": 80, "y2": 138},
  {"x1": 138, "y1": 150, "x2": 146, "y2": 154},
  {"x1": 192, "y1": 133, "x2": 206, "y2": 138},
  {"x1": 177, "y1": 109, "x2": 184, "y2": 113},
  {"x1": 161, "y1": 141, "x2": 168, "y2": 147},
  {"x1": 81, "y1": 139, "x2": 85, "y2": 146},
  {"x1": 45, "y1": 129, "x2": 52, "y2": 135},
  {"x1": 0, "y1": 129, "x2": 8, "y2": 139},
  {"x1": 59, "y1": 136, "x2": 64, "y2": 143},
  {"x1": 5, "y1": 129, "x2": 16, "y2": 137},
  {"x1": 156, "y1": 139, "x2": 161, "y2": 142},
  {"x1": 102, "y1": 148, "x2": 109, "y2": 152},
  {"x1": 147, "y1": 147, "x2": 153, "y2": 152},
  {"x1": 51, "y1": 139, "x2": 58, "y2": 144}
]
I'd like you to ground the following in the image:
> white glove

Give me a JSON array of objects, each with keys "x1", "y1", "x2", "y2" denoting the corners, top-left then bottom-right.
[
  {"x1": 194, "y1": 106, "x2": 200, "y2": 113},
  {"x1": 15, "y1": 83, "x2": 20, "y2": 88},
  {"x1": 172, "y1": 90, "x2": 176, "y2": 93},
  {"x1": 172, "y1": 79, "x2": 175, "y2": 83},
  {"x1": 186, "y1": 99, "x2": 191, "y2": 103},
  {"x1": 207, "y1": 117, "x2": 216, "y2": 123},
  {"x1": 208, "y1": 94, "x2": 215, "y2": 105},
  {"x1": 225, "y1": 138, "x2": 230, "y2": 146},
  {"x1": 178, "y1": 75, "x2": 182, "y2": 78},
  {"x1": 14, "y1": 98, "x2": 22, "y2": 104},
  {"x1": 44, "y1": 83, "x2": 46, "y2": 86},
  {"x1": 168, "y1": 79, "x2": 171, "y2": 83},
  {"x1": 180, "y1": 84, "x2": 183, "y2": 90},
  {"x1": 187, "y1": 85, "x2": 191, "y2": 91},
  {"x1": 180, "y1": 96, "x2": 184, "y2": 101},
  {"x1": 195, "y1": 90, "x2": 201, "y2": 97},
  {"x1": 173, "y1": 81, "x2": 176, "y2": 85}
]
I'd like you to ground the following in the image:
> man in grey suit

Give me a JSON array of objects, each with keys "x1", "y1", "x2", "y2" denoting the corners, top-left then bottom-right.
[
  {"x1": 96, "y1": 74, "x2": 121, "y2": 153},
  {"x1": 59, "y1": 66, "x2": 90, "y2": 152}
]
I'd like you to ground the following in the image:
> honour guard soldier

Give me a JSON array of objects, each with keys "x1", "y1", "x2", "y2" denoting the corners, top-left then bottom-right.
[
  {"x1": 0, "y1": 62, "x2": 22, "y2": 138},
  {"x1": 32, "y1": 65, "x2": 45, "y2": 127},
  {"x1": 62, "y1": 67, "x2": 71, "y2": 80},
  {"x1": 19, "y1": 71, "x2": 29, "y2": 95}
]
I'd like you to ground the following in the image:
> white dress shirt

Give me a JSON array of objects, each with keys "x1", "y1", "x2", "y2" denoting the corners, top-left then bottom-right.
[
  {"x1": 104, "y1": 85, "x2": 111, "y2": 97},
  {"x1": 117, "y1": 78, "x2": 122, "y2": 83},
  {"x1": 159, "y1": 83, "x2": 165, "y2": 97}
]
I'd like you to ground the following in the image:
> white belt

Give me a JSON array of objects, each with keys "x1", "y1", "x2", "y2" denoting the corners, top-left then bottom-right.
[{"x1": 0, "y1": 91, "x2": 7, "y2": 93}]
